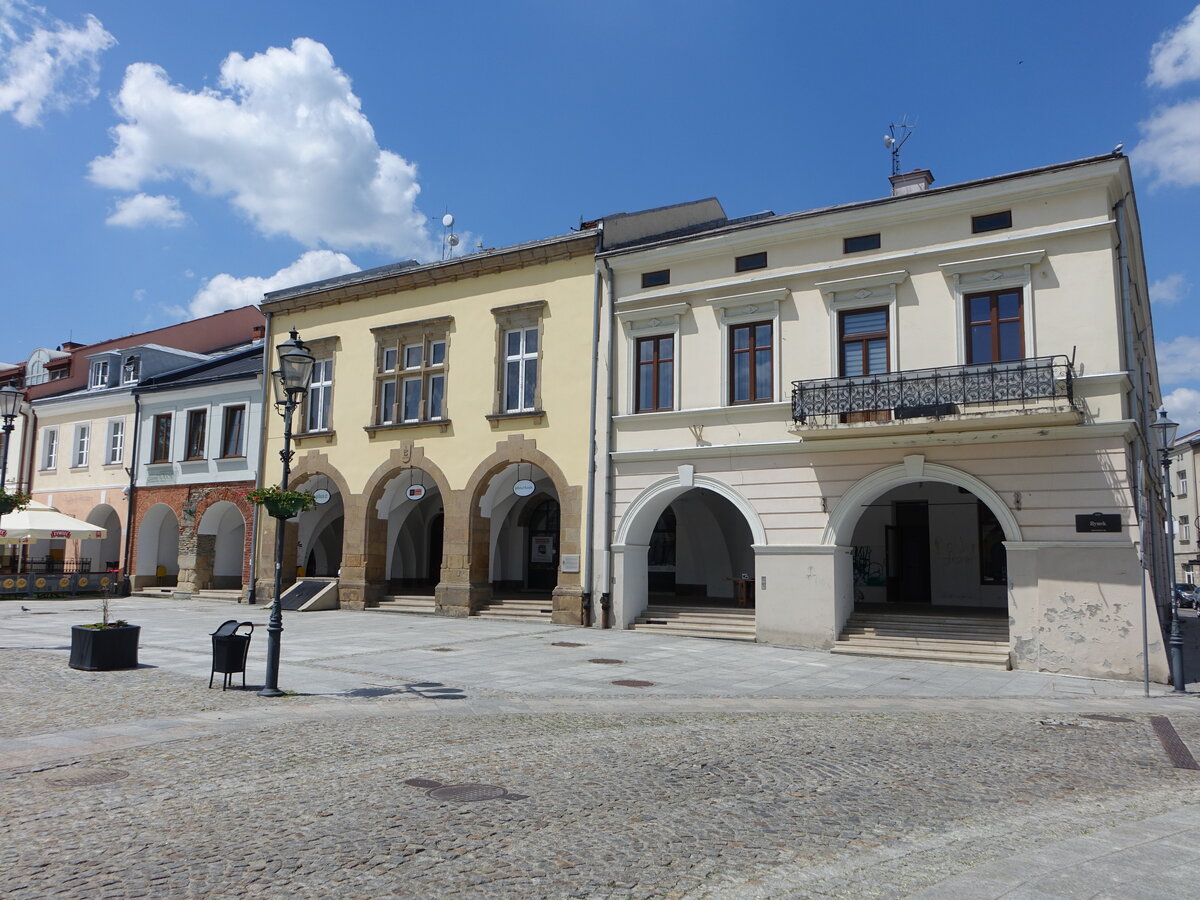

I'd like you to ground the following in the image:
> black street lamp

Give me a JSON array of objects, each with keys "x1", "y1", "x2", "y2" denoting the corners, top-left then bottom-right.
[
  {"x1": 1151, "y1": 407, "x2": 1185, "y2": 693},
  {"x1": 259, "y1": 329, "x2": 315, "y2": 698},
  {"x1": 0, "y1": 383, "x2": 23, "y2": 491}
]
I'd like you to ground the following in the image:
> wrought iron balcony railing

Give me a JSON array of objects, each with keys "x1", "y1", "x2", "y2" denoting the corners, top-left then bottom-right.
[{"x1": 791, "y1": 355, "x2": 1077, "y2": 426}]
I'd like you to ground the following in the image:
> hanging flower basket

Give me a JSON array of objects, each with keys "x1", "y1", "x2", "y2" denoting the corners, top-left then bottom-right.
[
  {"x1": 0, "y1": 489, "x2": 31, "y2": 516},
  {"x1": 245, "y1": 486, "x2": 316, "y2": 519}
]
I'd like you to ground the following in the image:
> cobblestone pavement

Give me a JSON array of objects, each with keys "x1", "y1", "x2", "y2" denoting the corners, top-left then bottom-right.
[{"x1": 3, "y1": 648, "x2": 1200, "y2": 899}]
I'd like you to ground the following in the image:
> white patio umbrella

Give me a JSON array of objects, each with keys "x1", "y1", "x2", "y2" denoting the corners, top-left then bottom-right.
[{"x1": 0, "y1": 501, "x2": 107, "y2": 545}]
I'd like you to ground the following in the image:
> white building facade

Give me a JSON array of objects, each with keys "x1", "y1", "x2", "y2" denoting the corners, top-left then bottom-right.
[{"x1": 594, "y1": 155, "x2": 1169, "y2": 682}]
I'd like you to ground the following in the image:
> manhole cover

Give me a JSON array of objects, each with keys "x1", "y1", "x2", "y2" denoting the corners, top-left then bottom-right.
[
  {"x1": 44, "y1": 768, "x2": 129, "y2": 788},
  {"x1": 551, "y1": 641, "x2": 584, "y2": 647},
  {"x1": 613, "y1": 679, "x2": 655, "y2": 688},
  {"x1": 428, "y1": 783, "x2": 508, "y2": 802},
  {"x1": 588, "y1": 658, "x2": 624, "y2": 665},
  {"x1": 404, "y1": 778, "x2": 442, "y2": 788},
  {"x1": 429, "y1": 648, "x2": 457, "y2": 652}
]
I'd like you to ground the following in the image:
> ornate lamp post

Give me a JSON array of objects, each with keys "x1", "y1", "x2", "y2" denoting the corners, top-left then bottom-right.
[
  {"x1": 0, "y1": 383, "x2": 24, "y2": 491},
  {"x1": 1151, "y1": 407, "x2": 1185, "y2": 693},
  {"x1": 259, "y1": 329, "x2": 315, "y2": 698}
]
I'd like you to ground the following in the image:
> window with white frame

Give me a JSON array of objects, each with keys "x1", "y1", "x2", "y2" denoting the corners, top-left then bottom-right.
[
  {"x1": 371, "y1": 318, "x2": 450, "y2": 426},
  {"x1": 491, "y1": 302, "x2": 544, "y2": 415},
  {"x1": 40, "y1": 427, "x2": 58, "y2": 470},
  {"x1": 72, "y1": 423, "x2": 90, "y2": 467},
  {"x1": 503, "y1": 327, "x2": 538, "y2": 413},
  {"x1": 305, "y1": 358, "x2": 333, "y2": 432},
  {"x1": 105, "y1": 419, "x2": 124, "y2": 465},
  {"x1": 1181, "y1": 515, "x2": 1191, "y2": 543},
  {"x1": 88, "y1": 359, "x2": 109, "y2": 390},
  {"x1": 1178, "y1": 468, "x2": 1188, "y2": 497},
  {"x1": 122, "y1": 356, "x2": 140, "y2": 384}
]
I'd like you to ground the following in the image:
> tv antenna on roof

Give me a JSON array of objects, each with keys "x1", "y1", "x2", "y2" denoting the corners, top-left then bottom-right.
[
  {"x1": 441, "y1": 212, "x2": 460, "y2": 261},
  {"x1": 883, "y1": 118, "x2": 915, "y2": 177}
]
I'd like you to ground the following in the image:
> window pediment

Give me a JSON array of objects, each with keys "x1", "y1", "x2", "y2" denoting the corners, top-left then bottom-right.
[
  {"x1": 816, "y1": 270, "x2": 909, "y2": 306},
  {"x1": 707, "y1": 288, "x2": 787, "y2": 324},
  {"x1": 617, "y1": 301, "x2": 691, "y2": 332}
]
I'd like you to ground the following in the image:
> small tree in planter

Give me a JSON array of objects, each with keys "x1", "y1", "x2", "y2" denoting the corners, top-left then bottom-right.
[
  {"x1": 245, "y1": 485, "x2": 316, "y2": 519},
  {"x1": 69, "y1": 588, "x2": 140, "y2": 671},
  {"x1": 0, "y1": 487, "x2": 31, "y2": 516}
]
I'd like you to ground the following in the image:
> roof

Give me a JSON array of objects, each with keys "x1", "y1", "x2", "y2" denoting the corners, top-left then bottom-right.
[{"x1": 134, "y1": 343, "x2": 264, "y2": 392}]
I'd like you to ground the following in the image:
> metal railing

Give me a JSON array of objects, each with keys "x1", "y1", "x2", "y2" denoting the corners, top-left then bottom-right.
[
  {"x1": 0, "y1": 557, "x2": 93, "y2": 575},
  {"x1": 791, "y1": 355, "x2": 1077, "y2": 426}
]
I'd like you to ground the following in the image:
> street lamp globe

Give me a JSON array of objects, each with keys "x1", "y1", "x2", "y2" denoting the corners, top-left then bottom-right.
[
  {"x1": 1152, "y1": 407, "x2": 1179, "y2": 454},
  {"x1": 0, "y1": 383, "x2": 22, "y2": 422},
  {"x1": 276, "y1": 329, "x2": 315, "y2": 396}
]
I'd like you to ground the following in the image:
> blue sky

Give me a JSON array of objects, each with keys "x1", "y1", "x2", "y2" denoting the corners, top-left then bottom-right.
[{"x1": 4, "y1": 1, "x2": 1200, "y2": 426}]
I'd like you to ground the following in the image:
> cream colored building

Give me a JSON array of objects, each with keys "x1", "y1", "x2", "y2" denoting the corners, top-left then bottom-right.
[
  {"x1": 256, "y1": 231, "x2": 600, "y2": 623},
  {"x1": 594, "y1": 154, "x2": 1170, "y2": 681}
]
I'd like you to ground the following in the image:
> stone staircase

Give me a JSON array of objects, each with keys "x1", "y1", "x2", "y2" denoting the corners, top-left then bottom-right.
[
  {"x1": 630, "y1": 604, "x2": 757, "y2": 642},
  {"x1": 372, "y1": 595, "x2": 437, "y2": 615},
  {"x1": 832, "y1": 609, "x2": 1010, "y2": 668},
  {"x1": 473, "y1": 595, "x2": 554, "y2": 621}
]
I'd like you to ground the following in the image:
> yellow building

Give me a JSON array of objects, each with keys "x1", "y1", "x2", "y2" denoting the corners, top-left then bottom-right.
[{"x1": 256, "y1": 230, "x2": 599, "y2": 624}]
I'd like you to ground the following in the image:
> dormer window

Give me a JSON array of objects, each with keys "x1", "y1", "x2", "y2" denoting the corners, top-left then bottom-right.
[
  {"x1": 122, "y1": 356, "x2": 140, "y2": 384},
  {"x1": 88, "y1": 360, "x2": 109, "y2": 390}
]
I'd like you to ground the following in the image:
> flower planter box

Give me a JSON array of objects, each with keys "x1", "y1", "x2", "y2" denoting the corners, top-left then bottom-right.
[
  {"x1": 262, "y1": 497, "x2": 308, "y2": 518},
  {"x1": 0, "y1": 496, "x2": 20, "y2": 515},
  {"x1": 69, "y1": 624, "x2": 141, "y2": 671}
]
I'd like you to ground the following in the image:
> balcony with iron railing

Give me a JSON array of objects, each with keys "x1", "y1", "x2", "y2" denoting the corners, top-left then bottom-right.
[{"x1": 791, "y1": 354, "x2": 1082, "y2": 437}]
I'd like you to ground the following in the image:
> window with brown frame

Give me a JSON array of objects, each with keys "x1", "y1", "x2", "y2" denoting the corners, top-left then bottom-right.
[
  {"x1": 636, "y1": 335, "x2": 674, "y2": 412},
  {"x1": 151, "y1": 414, "x2": 172, "y2": 463},
  {"x1": 729, "y1": 321, "x2": 772, "y2": 404},
  {"x1": 839, "y1": 307, "x2": 889, "y2": 377},
  {"x1": 184, "y1": 410, "x2": 207, "y2": 460},
  {"x1": 839, "y1": 307, "x2": 890, "y2": 423},
  {"x1": 965, "y1": 289, "x2": 1023, "y2": 363},
  {"x1": 220, "y1": 405, "x2": 246, "y2": 458}
]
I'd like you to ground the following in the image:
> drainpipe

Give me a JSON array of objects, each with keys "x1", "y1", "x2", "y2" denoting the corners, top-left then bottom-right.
[
  {"x1": 247, "y1": 312, "x2": 272, "y2": 604},
  {"x1": 122, "y1": 391, "x2": 141, "y2": 596},
  {"x1": 599, "y1": 257, "x2": 617, "y2": 628},
  {"x1": 582, "y1": 239, "x2": 604, "y2": 628}
]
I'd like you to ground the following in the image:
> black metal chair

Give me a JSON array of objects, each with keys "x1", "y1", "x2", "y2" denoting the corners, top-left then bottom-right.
[{"x1": 209, "y1": 619, "x2": 254, "y2": 690}]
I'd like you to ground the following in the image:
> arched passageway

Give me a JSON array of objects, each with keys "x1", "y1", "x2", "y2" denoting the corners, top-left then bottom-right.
[
  {"x1": 477, "y1": 463, "x2": 561, "y2": 603},
  {"x1": 379, "y1": 470, "x2": 445, "y2": 595},
  {"x1": 134, "y1": 503, "x2": 179, "y2": 588},
  {"x1": 82, "y1": 504, "x2": 122, "y2": 572},
  {"x1": 196, "y1": 500, "x2": 247, "y2": 590}
]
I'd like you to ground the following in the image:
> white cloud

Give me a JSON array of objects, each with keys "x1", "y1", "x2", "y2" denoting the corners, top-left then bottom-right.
[
  {"x1": 1135, "y1": 98, "x2": 1200, "y2": 187},
  {"x1": 0, "y1": 1, "x2": 115, "y2": 126},
  {"x1": 1162, "y1": 387, "x2": 1200, "y2": 436},
  {"x1": 1156, "y1": 335, "x2": 1200, "y2": 386},
  {"x1": 1151, "y1": 273, "x2": 1190, "y2": 306},
  {"x1": 187, "y1": 250, "x2": 360, "y2": 319},
  {"x1": 1149, "y1": 5, "x2": 1200, "y2": 88},
  {"x1": 105, "y1": 192, "x2": 186, "y2": 227},
  {"x1": 90, "y1": 38, "x2": 435, "y2": 258}
]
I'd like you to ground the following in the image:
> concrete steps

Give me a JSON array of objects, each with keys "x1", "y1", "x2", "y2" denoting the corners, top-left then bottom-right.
[
  {"x1": 630, "y1": 604, "x2": 757, "y2": 642},
  {"x1": 372, "y1": 596, "x2": 437, "y2": 615},
  {"x1": 832, "y1": 611, "x2": 1010, "y2": 668},
  {"x1": 474, "y1": 596, "x2": 553, "y2": 621}
]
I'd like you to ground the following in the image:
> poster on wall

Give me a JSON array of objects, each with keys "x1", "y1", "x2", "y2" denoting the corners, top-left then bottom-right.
[{"x1": 530, "y1": 535, "x2": 555, "y2": 563}]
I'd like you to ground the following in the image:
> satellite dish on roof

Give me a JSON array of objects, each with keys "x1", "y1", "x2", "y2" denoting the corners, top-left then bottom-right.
[{"x1": 442, "y1": 213, "x2": 455, "y2": 228}]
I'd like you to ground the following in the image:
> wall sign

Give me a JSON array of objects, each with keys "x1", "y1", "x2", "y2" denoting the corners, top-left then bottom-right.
[
  {"x1": 312, "y1": 488, "x2": 331, "y2": 505},
  {"x1": 405, "y1": 484, "x2": 426, "y2": 501},
  {"x1": 1075, "y1": 512, "x2": 1120, "y2": 533},
  {"x1": 530, "y1": 535, "x2": 555, "y2": 563},
  {"x1": 513, "y1": 479, "x2": 535, "y2": 497}
]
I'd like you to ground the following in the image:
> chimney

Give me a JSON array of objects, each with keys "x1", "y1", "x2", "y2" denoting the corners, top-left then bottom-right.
[
  {"x1": 251, "y1": 325, "x2": 265, "y2": 341},
  {"x1": 889, "y1": 169, "x2": 935, "y2": 197},
  {"x1": 59, "y1": 341, "x2": 84, "y2": 351}
]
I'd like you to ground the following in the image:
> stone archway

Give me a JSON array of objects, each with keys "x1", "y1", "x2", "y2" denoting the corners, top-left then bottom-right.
[
  {"x1": 358, "y1": 444, "x2": 454, "y2": 607},
  {"x1": 441, "y1": 434, "x2": 583, "y2": 625},
  {"x1": 134, "y1": 503, "x2": 179, "y2": 589}
]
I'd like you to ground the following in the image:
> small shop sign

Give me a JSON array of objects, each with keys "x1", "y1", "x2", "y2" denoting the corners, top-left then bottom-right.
[{"x1": 1075, "y1": 512, "x2": 1120, "y2": 533}]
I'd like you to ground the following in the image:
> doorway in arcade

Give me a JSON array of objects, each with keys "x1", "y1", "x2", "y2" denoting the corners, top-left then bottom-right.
[
  {"x1": 481, "y1": 462, "x2": 561, "y2": 602},
  {"x1": 849, "y1": 481, "x2": 1008, "y2": 614},
  {"x1": 295, "y1": 489, "x2": 343, "y2": 578},
  {"x1": 380, "y1": 472, "x2": 444, "y2": 596},
  {"x1": 646, "y1": 488, "x2": 755, "y2": 608}
]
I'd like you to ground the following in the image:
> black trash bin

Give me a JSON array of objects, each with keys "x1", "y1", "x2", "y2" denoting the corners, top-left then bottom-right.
[{"x1": 209, "y1": 619, "x2": 254, "y2": 690}]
